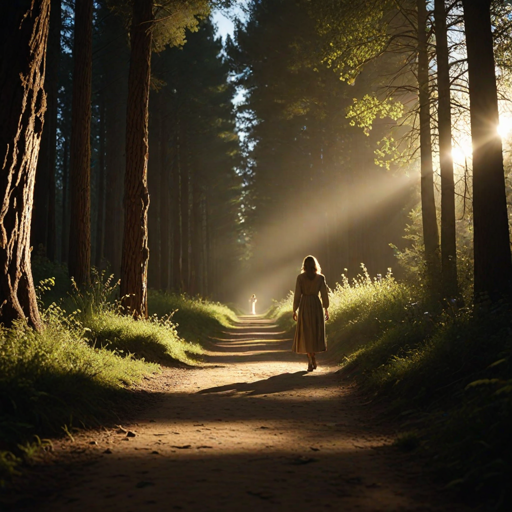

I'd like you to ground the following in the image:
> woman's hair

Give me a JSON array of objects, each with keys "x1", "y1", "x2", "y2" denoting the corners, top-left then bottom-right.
[{"x1": 301, "y1": 255, "x2": 322, "y2": 275}]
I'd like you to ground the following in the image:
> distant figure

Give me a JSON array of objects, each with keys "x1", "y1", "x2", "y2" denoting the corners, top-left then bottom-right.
[
  {"x1": 292, "y1": 255, "x2": 329, "y2": 372},
  {"x1": 249, "y1": 294, "x2": 257, "y2": 315}
]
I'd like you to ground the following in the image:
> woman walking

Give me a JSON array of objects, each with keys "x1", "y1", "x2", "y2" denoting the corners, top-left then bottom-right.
[{"x1": 292, "y1": 255, "x2": 329, "y2": 372}]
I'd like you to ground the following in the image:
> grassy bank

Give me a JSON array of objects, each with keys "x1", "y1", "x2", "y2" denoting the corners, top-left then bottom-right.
[
  {"x1": 148, "y1": 290, "x2": 238, "y2": 342},
  {"x1": 0, "y1": 264, "x2": 236, "y2": 486},
  {"x1": 271, "y1": 267, "x2": 512, "y2": 509}
]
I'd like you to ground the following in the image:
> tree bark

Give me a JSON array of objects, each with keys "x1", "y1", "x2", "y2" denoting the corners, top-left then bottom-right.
[
  {"x1": 434, "y1": 0, "x2": 458, "y2": 298},
  {"x1": 462, "y1": 0, "x2": 512, "y2": 301},
  {"x1": 68, "y1": 0, "x2": 93, "y2": 286},
  {"x1": 120, "y1": 0, "x2": 153, "y2": 318},
  {"x1": 0, "y1": 0, "x2": 50, "y2": 331},
  {"x1": 417, "y1": 0, "x2": 440, "y2": 285}
]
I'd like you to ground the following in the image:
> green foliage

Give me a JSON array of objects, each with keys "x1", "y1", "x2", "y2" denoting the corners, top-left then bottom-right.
[
  {"x1": 148, "y1": 290, "x2": 237, "y2": 342},
  {"x1": 0, "y1": 311, "x2": 158, "y2": 482},
  {"x1": 346, "y1": 95, "x2": 403, "y2": 136},
  {"x1": 374, "y1": 136, "x2": 408, "y2": 170},
  {"x1": 107, "y1": 0, "x2": 211, "y2": 51},
  {"x1": 84, "y1": 311, "x2": 203, "y2": 366},
  {"x1": 348, "y1": 302, "x2": 512, "y2": 507},
  {"x1": 308, "y1": 0, "x2": 393, "y2": 83}
]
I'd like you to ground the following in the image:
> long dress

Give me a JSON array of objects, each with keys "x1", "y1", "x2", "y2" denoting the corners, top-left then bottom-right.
[{"x1": 292, "y1": 273, "x2": 329, "y2": 354}]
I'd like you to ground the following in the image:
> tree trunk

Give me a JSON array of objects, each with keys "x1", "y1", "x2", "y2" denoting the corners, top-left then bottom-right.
[
  {"x1": 120, "y1": 0, "x2": 153, "y2": 318},
  {"x1": 462, "y1": 0, "x2": 512, "y2": 301},
  {"x1": 68, "y1": 0, "x2": 93, "y2": 286},
  {"x1": 180, "y1": 124, "x2": 190, "y2": 293},
  {"x1": 171, "y1": 132, "x2": 182, "y2": 291},
  {"x1": 159, "y1": 111, "x2": 170, "y2": 291},
  {"x1": 147, "y1": 94, "x2": 161, "y2": 289},
  {"x1": 190, "y1": 172, "x2": 202, "y2": 296},
  {"x1": 434, "y1": 0, "x2": 458, "y2": 298},
  {"x1": 417, "y1": 0, "x2": 440, "y2": 285},
  {"x1": 204, "y1": 197, "x2": 212, "y2": 296},
  {"x1": 95, "y1": 96, "x2": 106, "y2": 268},
  {"x1": 61, "y1": 137, "x2": 69, "y2": 263},
  {"x1": 0, "y1": 0, "x2": 50, "y2": 331},
  {"x1": 104, "y1": 88, "x2": 123, "y2": 276},
  {"x1": 103, "y1": 11, "x2": 127, "y2": 278}
]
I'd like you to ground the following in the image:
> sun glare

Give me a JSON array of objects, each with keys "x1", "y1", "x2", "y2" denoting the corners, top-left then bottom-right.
[
  {"x1": 452, "y1": 142, "x2": 472, "y2": 165},
  {"x1": 498, "y1": 115, "x2": 512, "y2": 139}
]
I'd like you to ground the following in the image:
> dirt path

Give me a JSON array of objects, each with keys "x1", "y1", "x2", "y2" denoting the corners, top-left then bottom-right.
[{"x1": 15, "y1": 316, "x2": 469, "y2": 511}]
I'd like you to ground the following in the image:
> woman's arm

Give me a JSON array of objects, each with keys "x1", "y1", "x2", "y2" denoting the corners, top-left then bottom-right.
[
  {"x1": 292, "y1": 275, "x2": 301, "y2": 321},
  {"x1": 320, "y1": 275, "x2": 330, "y2": 310}
]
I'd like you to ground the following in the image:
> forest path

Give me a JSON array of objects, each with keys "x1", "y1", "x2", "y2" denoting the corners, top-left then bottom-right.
[{"x1": 26, "y1": 316, "x2": 467, "y2": 512}]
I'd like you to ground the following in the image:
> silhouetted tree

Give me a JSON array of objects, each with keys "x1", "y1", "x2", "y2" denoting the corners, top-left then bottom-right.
[
  {"x1": 462, "y1": 0, "x2": 512, "y2": 301},
  {"x1": 434, "y1": 0, "x2": 457, "y2": 298},
  {"x1": 417, "y1": 0, "x2": 440, "y2": 285}
]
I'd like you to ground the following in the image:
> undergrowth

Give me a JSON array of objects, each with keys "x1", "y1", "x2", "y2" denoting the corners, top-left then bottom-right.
[
  {"x1": 148, "y1": 290, "x2": 237, "y2": 342},
  {"x1": 0, "y1": 261, "x2": 236, "y2": 487},
  {"x1": 270, "y1": 264, "x2": 512, "y2": 509}
]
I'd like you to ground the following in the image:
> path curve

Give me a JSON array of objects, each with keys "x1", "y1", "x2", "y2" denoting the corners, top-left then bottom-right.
[{"x1": 14, "y1": 316, "x2": 469, "y2": 511}]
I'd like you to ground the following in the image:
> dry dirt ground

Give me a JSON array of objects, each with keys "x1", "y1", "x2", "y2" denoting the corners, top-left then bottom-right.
[{"x1": 6, "y1": 316, "x2": 471, "y2": 512}]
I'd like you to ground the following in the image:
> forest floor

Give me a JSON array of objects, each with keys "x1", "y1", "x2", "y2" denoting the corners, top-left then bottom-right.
[{"x1": 4, "y1": 316, "x2": 473, "y2": 512}]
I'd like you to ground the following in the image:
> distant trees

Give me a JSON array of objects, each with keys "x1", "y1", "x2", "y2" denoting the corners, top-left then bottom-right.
[
  {"x1": 68, "y1": 0, "x2": 93, "y2": 287},
  {"x1": 0, "y1": 0, "x2": 50, "y2": 330},
  {"x1": 147, "y1": 19, "x2": 241, "y2": 299}
]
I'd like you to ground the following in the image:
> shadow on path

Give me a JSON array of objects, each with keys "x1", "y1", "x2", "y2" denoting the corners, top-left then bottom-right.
[{"x1": 198, "y1": 370, "x2": 341, "y2": 396}]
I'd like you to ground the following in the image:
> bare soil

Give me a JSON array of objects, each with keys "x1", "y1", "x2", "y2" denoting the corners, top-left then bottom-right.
[{"x1": 7, "y1": 316, "x2": 471, "y2": 512}]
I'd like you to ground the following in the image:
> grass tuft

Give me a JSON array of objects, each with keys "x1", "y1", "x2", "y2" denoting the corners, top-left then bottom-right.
[{"x1": 148, "y1": 290, "x2": 237, "y2": 342}]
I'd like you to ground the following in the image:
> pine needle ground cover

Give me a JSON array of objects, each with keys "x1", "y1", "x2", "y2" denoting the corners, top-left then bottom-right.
[
  {"x1": 271, "y1": 267, "x2": 512, "y2": 508},
  {"x1": 0, "y1": 268, "x2": 235, "y2": 485}
]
